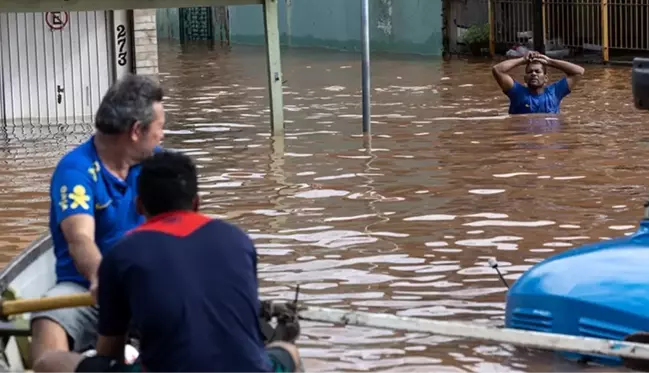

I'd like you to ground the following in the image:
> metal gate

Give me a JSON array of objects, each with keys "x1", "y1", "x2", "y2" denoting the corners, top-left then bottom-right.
[
  {"x1": 490, "y1": 0, "x2": 534, "y2": 51},
  {"x1": 490, "y1": 0, "x2": 649, "y2": 62},
  {"x1": 0, "y1": 11, "x2": 113, "y2": 125},
  {"x1": 179, "y1": 7, "x2": 214, "y2": 41}
]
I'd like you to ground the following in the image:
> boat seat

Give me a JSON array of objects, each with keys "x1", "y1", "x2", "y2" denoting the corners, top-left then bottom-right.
[{"x1": 0, "y1": 320, "x2": 30, "y2": 337}]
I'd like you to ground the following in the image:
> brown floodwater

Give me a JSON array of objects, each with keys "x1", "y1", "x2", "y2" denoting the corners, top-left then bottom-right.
[{"x1": 0, "y1": 40, "x2": 646, "y2": 371}]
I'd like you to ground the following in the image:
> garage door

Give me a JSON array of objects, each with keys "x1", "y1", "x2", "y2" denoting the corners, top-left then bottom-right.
[{"x1": 0, "y1": 11, "x2": 113, "y2": 125}]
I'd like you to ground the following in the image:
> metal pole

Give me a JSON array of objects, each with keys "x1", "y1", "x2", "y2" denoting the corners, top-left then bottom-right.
[
  {"x1": 533, "y1": 0, "x2": 545, "y2": 53},
  {"x1": 361, "y1": 0, "x2": 371, "y2": 134}
]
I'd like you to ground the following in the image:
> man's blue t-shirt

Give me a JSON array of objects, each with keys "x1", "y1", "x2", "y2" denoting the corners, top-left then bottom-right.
[
  {"x1": 49, "y1": 136, "x2": 147, "y2": 287},
  {"x1": 506, "y1": 77, "x2": 571, "y2": 114},
  {"x1": 97, "y1": 211, "x2": 272, "y2": 372}
]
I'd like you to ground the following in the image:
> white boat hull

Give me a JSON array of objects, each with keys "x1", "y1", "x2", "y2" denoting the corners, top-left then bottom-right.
[
  {"x1": 0, "y1": 233, "x2": 140, "y2": 371},
  {"x1": 0, "y1": 233, "x2": 57, "y2": 371}
]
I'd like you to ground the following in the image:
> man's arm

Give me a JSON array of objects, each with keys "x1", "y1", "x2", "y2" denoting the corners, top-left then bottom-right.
[
  {"x1": 491, "y1": 56, "x2": 527, "y2": 92},
  {"x1": 51, "y1": 169, "x2": 101, "y2": 288},
  {"x1": 61, "y1": 216, "x2": 101, "y2": 286},
  {"x1": 96, "y1": 247, "x2": 130, "y2": 360},
  {"x1": 547, "y1": 58, "x2": 585, "y2": 90}
]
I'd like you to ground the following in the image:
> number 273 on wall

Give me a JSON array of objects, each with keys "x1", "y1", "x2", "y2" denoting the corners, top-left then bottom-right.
[{"x1": 116, "y1": 24, "x2": 128, "y2": 67}]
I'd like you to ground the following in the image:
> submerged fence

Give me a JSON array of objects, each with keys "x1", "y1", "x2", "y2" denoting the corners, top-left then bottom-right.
[{"x1": 489, "y1": 0, "x2": 649, "y2": 62}]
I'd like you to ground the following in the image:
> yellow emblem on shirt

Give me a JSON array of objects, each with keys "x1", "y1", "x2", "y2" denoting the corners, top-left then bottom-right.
[
  {"x1": 95, "y1": 199, "x2": 112, "y2": 210},
  {"x1": 58, "y1": 186, "x2": 68, "y2": 211},
  {"x1": 68, "y1": 185, "x2": 90, "y2": 210},
  {"x1": 88, "y1": 162, "x2": 100, "y2": 182}
]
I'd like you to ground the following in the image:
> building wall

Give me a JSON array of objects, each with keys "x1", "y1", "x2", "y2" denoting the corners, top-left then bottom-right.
[
  {"x1": 157, "y1": 8, "x2": 181, "y2": 40},
  {"x1": 447, "y1": 0, "x2": 489, "y2": 54},
  {"x1": 133, "y1": 9, "x2": 159, "y2": 78},
  {"x1": 228, "y1": 0, "x2": 444, "y2": 56}
]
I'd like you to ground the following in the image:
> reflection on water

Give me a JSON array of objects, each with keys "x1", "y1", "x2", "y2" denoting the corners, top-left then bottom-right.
[{"x1": 0, "y1": 41, "x2": 644, "y2": 371}]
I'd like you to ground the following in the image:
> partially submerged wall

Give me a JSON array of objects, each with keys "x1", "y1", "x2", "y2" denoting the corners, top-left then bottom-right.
[{"x1": 228, "y1": 0, "x2": 444, "y2": 56}]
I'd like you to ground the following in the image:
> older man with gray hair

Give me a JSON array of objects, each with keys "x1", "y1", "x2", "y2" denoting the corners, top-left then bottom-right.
[{"x1": 30, "y1": 73, "x2": 165, "y2": 372}]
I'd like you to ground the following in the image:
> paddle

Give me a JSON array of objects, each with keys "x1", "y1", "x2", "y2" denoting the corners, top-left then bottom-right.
[
  {"x1": 297, "y1": 306, "x2": 649, "y2": 362},
  {"x1": 0, "y1": 292, "x2": 94, "y2": 318}
]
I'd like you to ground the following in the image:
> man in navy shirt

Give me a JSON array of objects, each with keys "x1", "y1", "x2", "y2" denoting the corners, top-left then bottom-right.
[
  {"x1": 35, "y1": 150, "x2": 303, "y2": 372},
  {"x1": 31, "y1": 74, "x2": 165, "y2": 372},
  {"x1": 492, "y1": 51, "x2": 585, "y2": 114}
]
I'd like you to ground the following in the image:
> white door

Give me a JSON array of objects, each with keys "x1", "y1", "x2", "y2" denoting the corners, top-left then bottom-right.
[{"x1": 0, "y1": 11, "x2": 113, "y2": 125}]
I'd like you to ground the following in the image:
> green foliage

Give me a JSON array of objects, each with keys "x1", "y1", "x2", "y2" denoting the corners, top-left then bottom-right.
[{"x1": 460, "y1": 23, "x2": 490, "y2": 45}]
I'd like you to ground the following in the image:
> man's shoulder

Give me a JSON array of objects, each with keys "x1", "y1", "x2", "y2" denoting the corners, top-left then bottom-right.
[
  {"x1": 130, "y1": 213, "x2": 252, "y2": 243},
  {"x1": 112, "y1": 232, "x2": 142, "y2": 250},
  {"x1": 505, "y1": 80, "x2": 529, "y2": 99},
  {"x1": 204, "y1": 216, "x2": 252, "y2": 239},
  {"x1": 510, "y1": 80, "x2": 527, "y2": 92},
  {"x1": 106, "y1": 232, "x2": 148, "y2": 262},
  {"x1": 52, "y1": 139, "x2": 97, "y2": 177},
  {"x1": 111, "y1": 214, "x2": 251, "y2": 251},
  {"x1": 203, "y1": 218, "x2": 256, "y2": 253},
  {"x1": 128, "y1": 212, "x2": 211, "y2": 236},
  {"x1": 547, "y1": 77, "x2": 570, "y2": 93}
]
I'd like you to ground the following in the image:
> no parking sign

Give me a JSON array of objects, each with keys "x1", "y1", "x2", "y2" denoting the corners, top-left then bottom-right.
[{"x1": 45, "y1": 11, "x2": 69, "y2": 30}]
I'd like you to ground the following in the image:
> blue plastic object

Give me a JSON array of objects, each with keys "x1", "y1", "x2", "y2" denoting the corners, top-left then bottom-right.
[{"x1": 505, "y1": 217, "x2": 649, "y2": 366}]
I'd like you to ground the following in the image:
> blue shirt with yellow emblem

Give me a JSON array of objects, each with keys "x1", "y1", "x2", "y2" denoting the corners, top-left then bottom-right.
[{"x1": 49, "y1": 136, "x2": 148, "y2": 288}]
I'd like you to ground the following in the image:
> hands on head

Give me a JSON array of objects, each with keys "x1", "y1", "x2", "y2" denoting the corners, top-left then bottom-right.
[{"x1": 525, "y1": 51, "x2": 550, "y2": 64}]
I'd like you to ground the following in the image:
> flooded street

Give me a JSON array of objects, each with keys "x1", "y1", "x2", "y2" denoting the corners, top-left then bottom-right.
[{"x1": 0, "y1": 40, "x2": 646, "y2": 371}]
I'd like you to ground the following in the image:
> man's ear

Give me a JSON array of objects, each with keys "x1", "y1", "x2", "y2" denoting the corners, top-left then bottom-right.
[{"x1": 130, "y1": 121, "x2": 144, "y2": 142}]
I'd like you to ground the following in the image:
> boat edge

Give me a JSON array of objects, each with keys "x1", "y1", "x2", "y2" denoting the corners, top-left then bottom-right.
[{"x1": 0, "y1": 233, "x2": 52, "y2": 293}]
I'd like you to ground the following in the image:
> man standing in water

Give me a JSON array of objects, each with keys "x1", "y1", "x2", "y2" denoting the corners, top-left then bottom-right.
[
  {"x1": 492, "y1": 51, "x2": 585, "y2": 114},
  {"x1": 31, "y1": 74, "x2": 165, "y2": 371}
]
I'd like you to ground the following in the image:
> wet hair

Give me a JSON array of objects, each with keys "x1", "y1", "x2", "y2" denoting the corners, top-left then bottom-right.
[
  {"x1": 137, "y1": 150, "x2": 198, "y2": 216},
  {"x1": 526, "y1": 61, "x2": 548, "y2": 75},
  {"x1": 94, "y1": 73, "x2": 164, "y2": 135}
]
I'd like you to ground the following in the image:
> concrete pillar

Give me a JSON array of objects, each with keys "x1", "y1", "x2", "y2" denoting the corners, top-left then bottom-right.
[
  {"x1": 133, "y1": 9, "x2": 159, "y2": 79},
  {"x1": 263, "y1": 0, "x2": 284, "y2": 135}
]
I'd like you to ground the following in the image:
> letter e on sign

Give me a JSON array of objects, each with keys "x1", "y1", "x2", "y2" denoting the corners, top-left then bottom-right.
[{"x1": 45, "y1": 11, "x2": 69, "y2": 31}]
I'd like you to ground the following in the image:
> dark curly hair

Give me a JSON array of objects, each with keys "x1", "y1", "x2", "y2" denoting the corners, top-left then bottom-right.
[{"x1": 137, "y1": 150, "x2": 198, "y2": 216}]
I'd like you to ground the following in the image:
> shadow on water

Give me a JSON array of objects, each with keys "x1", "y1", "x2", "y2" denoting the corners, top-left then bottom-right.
[{"x1": 0, "y1": 40, "x2": 645, "y2": 371}]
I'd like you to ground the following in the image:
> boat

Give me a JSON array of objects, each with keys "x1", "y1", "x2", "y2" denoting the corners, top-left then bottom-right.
[
  {"x1": 504, "y1": 209, "x2": 649, "y2": 366},
  {"x1": 0, "y1": 233, "x2": 55, "y2": 371},
  {"x1": 0, "y1": 232, "x2": 141, "y2": 371}
]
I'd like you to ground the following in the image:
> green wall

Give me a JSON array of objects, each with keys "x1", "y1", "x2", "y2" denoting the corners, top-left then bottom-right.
[
  {"x1": 157, "y1": 8, "x2": 181, "y2": 40},
  {"x1": 228, "y1": 0, "x2": 444, "y2": 56}
]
